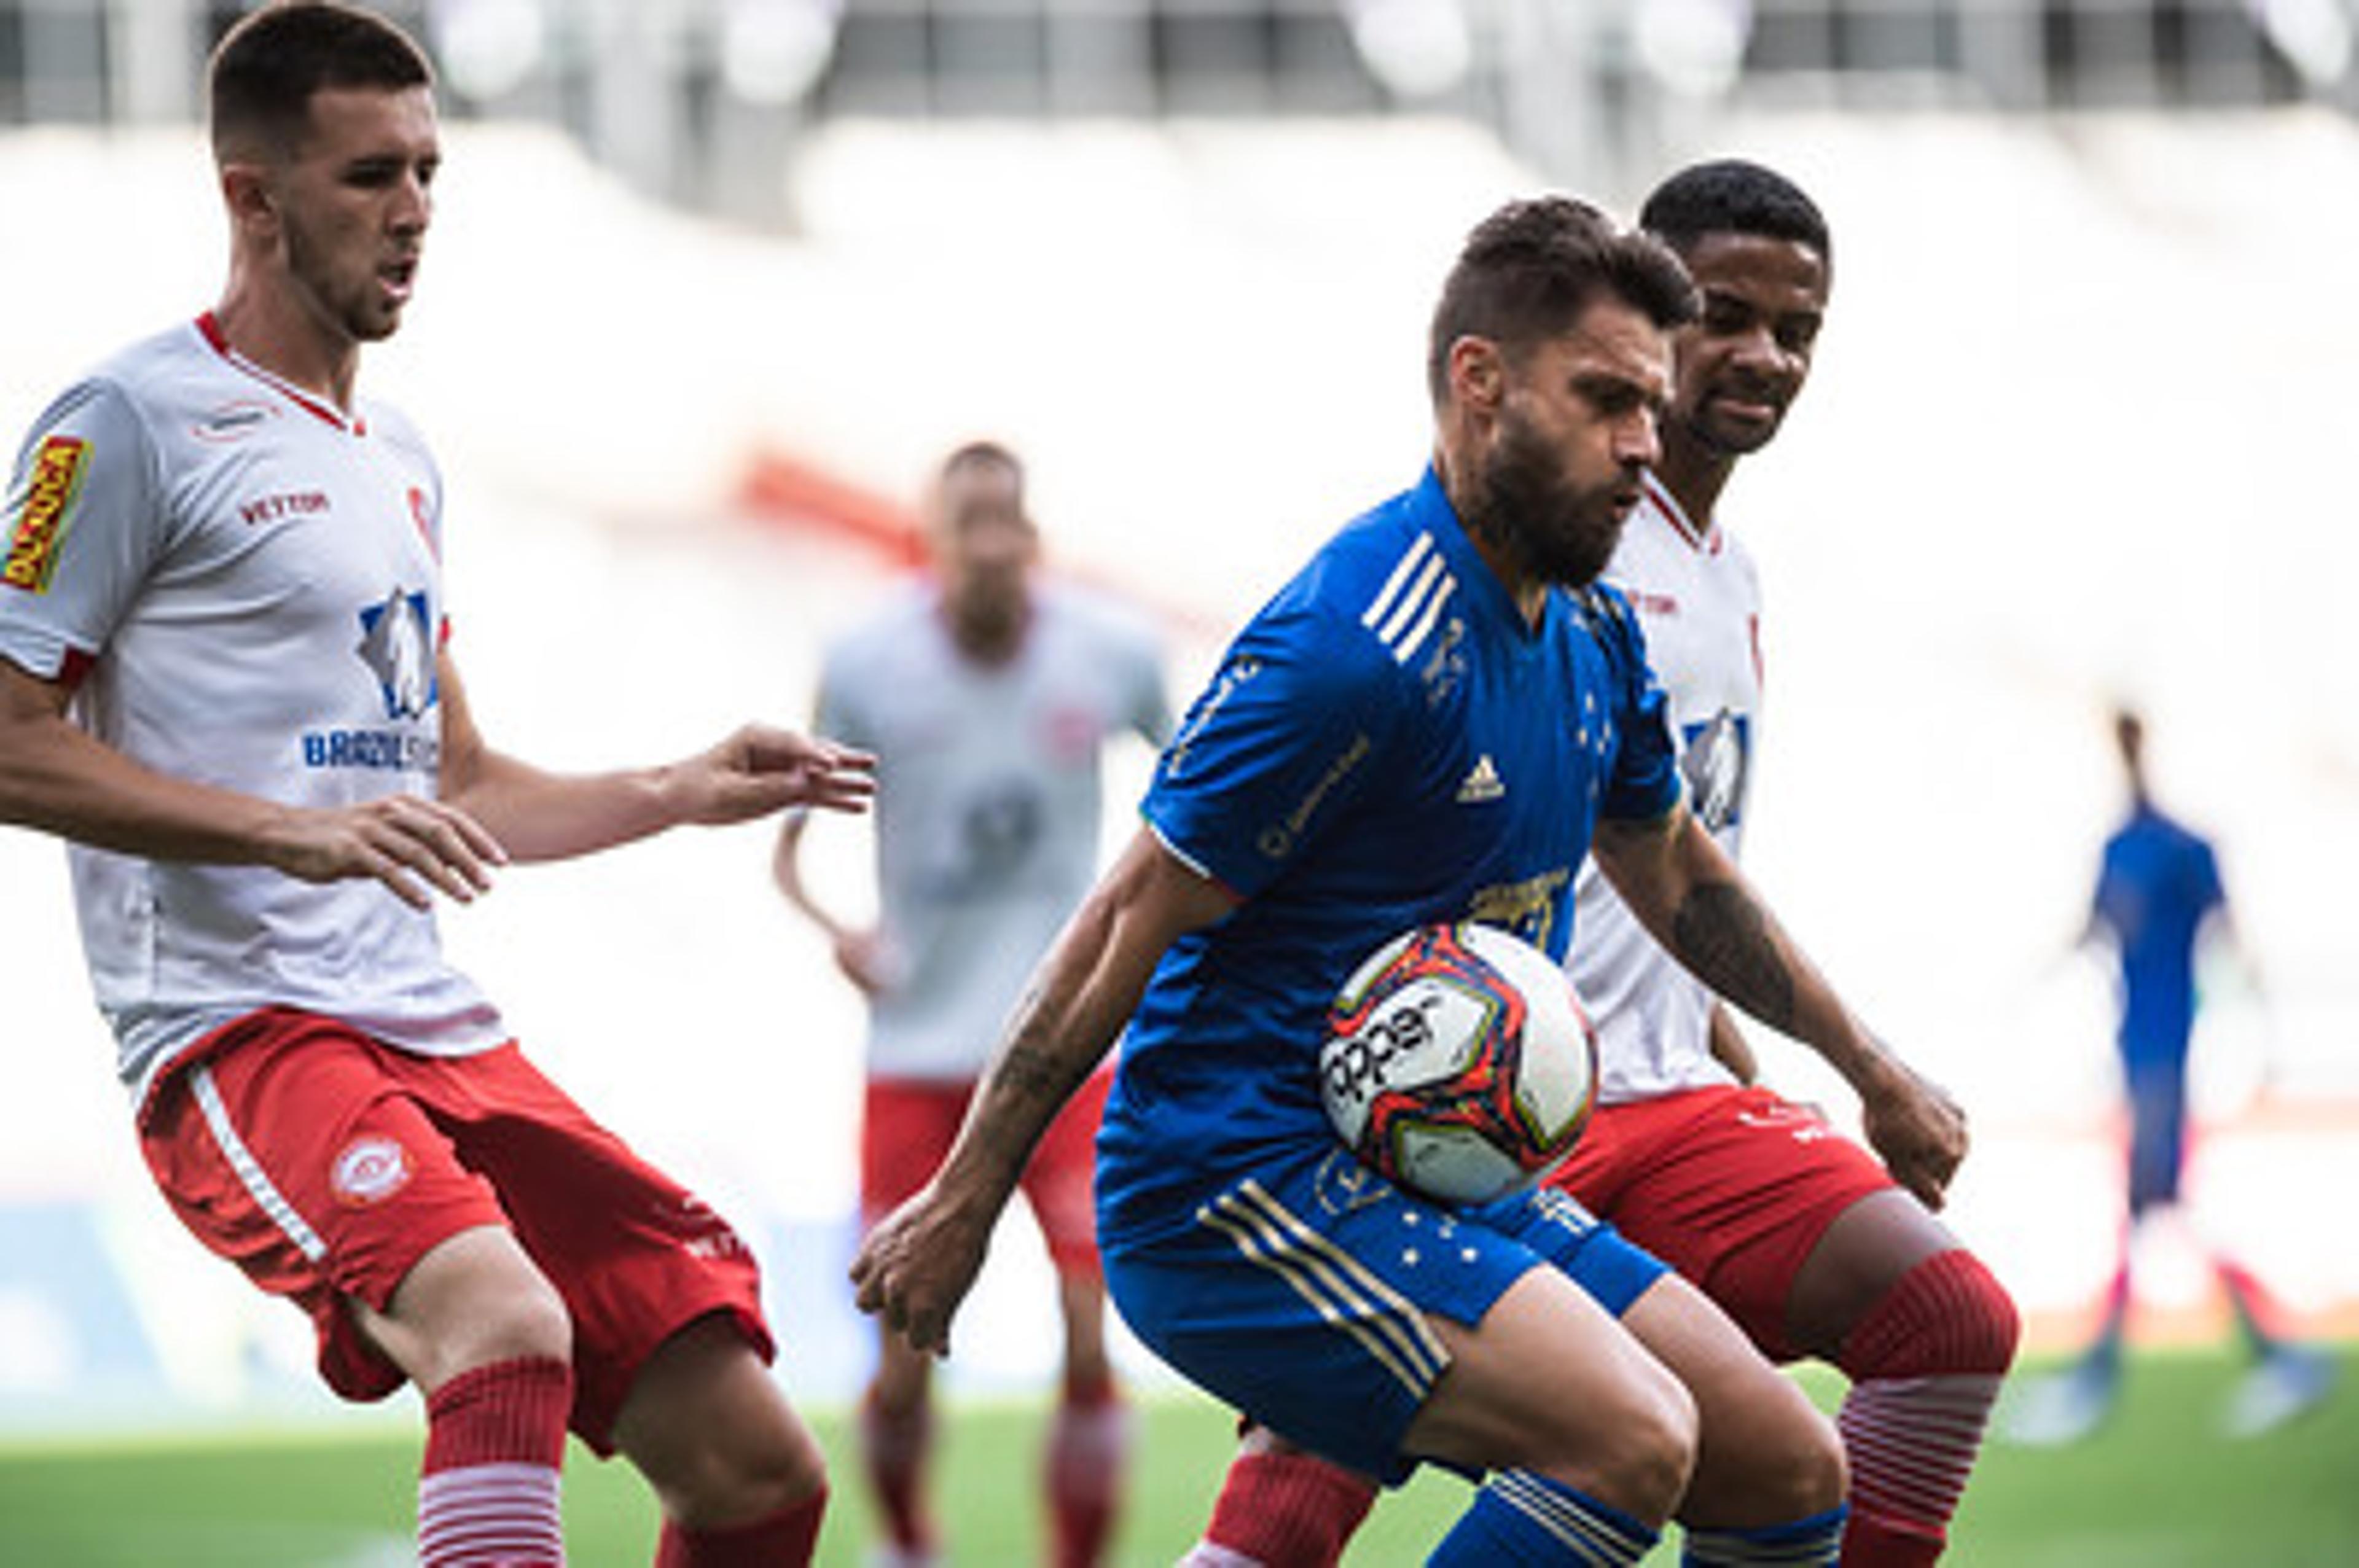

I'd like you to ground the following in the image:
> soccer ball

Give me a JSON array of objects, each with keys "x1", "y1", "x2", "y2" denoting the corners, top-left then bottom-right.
[{"x1": 1319, "y1": 922, "x2": 1599, "y2": 1205}]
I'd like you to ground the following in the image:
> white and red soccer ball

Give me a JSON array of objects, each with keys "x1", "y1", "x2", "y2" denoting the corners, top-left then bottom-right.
[{"x1": 1320, "y1": 922, "x2": 1599, "y2": 1205}]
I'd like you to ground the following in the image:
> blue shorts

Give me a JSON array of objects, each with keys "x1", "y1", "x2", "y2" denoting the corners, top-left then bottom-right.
[
  {"x1": 1101, "y1": 1144, "x2": 1667, "y2": 1485},
  {"x1": 2125, "y1": 1066, "x2": 2188, "y2": 1214}
]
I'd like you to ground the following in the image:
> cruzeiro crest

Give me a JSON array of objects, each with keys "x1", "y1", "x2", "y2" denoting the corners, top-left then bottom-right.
[
  {"x1": 356, "y1": 587, "x2": 437, "y2": 719},
  {"x1": 1681, "y1": 707, "x2": 1751, "y2": 833}
]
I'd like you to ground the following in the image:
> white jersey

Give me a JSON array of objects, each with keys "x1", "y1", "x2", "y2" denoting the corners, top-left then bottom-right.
[
  {"x1": 0, "y1": 316, "x2": 505, "y2": 1107},
  {"x1": 816, "y1": 580, "x2": 1169, "y2": 1080},
  {"x1": 1572, "y1": 472, "x2": 1763, "y2": 1103}
]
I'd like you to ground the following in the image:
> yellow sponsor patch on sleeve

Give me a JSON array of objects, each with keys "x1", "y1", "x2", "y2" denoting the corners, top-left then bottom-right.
[{"x1": 3, "y1": 434, "x2": 90, "y2": 595}]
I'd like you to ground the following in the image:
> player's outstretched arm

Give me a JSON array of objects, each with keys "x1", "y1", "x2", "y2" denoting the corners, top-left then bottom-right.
[
  {"x1": 0, "y1": 656, "x2": 502, "y2": 910},
  {"x1": 773, "y1": 809, "x2": 895, "y2": 996},
  {"x1": 1590, "y1": 805, "x2": 1966, "y2": 1209},
  {"x1": 850, "y1": 827, "x2": 1234, "y2": 1355},
  {"x1": 436, "y1": 651, "x2": 875, "y2": 865}
]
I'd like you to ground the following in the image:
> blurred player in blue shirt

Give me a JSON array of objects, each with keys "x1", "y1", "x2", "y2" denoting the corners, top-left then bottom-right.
[{"x1": 2009, "y1": 706, "x2": 2333, "y2": 1444}]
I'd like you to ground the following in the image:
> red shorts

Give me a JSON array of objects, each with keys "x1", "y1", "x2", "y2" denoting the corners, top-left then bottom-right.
[
  {"x1": 862, "y1": 1069, "x2": 1110, "y2": 1277},
  {"x1": 1548, "y1": 1082, "x2": 1895, "y2": 1359},
  {"x1": 138, "y1": 1008, "x2": 770, "y2": 1454}
]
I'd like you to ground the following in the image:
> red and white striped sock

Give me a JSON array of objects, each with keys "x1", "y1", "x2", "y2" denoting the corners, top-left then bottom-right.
[
  {"x1": 1834, "y1": 1249, "x2": 2019, "y2": 1567},
  {"x1": 418, "y1": 1355, "x2": 573, "y2": 1567}
]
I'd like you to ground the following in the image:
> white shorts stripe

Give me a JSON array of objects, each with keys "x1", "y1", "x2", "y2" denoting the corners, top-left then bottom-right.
[{"x1": 190, "y1": 1064, "x2": 328, "y2": 1263}]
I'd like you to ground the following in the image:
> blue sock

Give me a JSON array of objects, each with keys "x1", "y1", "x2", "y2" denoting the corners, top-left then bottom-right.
[
  {"x1": 1680, "y1": 1505, "x2": 1848, "y2": 1566},
  {"x1": 1427, "y1": 1469, "x2": 1658, "y2": 1565}
]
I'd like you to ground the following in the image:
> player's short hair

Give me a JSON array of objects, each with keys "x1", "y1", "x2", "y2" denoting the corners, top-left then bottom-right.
[
  {"x1": 209, "y1": 1, "x2": 434, "y2": 165},
  {"x1": 1640, "y1": 159, "x2": 1832, "y2": 276},
  {"x1": 939, "y1": 439, "x2": 1024, "y2": 491},
  {"x1": 1426, "y1": 196, "x2": 1699, "y2": 408},
  {"x1": 929, "y1": 440, "x2": 1031, "y2": 537}
]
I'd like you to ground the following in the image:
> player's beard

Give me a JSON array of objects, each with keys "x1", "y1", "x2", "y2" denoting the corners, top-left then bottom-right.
[
  {"x1": 283, "y1": 213, "x2": 404, "y2": 345},
  {"x1": 1472, "y1": 408, "x2": 1627, "y2": 590}
]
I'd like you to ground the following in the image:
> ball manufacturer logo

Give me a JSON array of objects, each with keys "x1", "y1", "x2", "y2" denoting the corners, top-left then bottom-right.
[
  {"x1": 331, "y1": 1136, "x2": 411, "y2": 1206},
  {"x1": 1324, "y1": 993, "x2": 1441, "y2": 1109}
]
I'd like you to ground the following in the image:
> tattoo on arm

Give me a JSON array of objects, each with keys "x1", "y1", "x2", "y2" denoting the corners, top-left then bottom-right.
[
  {"x1": 994, "y1": 1039, "x2": 1076, "y2": 1102},
  {"x1": 1670, "y1": 881, "x2": 1796, "y2": 1032}
]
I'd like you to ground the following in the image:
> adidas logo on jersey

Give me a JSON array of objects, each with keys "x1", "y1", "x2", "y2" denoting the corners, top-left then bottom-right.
[{"x1": 1457, "y1": 754, "x2": 1504, "y2": 804}]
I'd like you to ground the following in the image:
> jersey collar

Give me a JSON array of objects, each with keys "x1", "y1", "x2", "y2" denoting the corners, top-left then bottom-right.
[
  {"x1": 194, "y1": 313, "x2": 367, "y2": 435},
  {"x1": 1641, "y1": 472, "x2": 1719, "y2": 556}
]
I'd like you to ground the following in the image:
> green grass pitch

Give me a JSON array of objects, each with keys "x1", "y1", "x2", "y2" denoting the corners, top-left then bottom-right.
[{"x1": 1, "y1": 1346, "x2": 2351, "y2": 1564}]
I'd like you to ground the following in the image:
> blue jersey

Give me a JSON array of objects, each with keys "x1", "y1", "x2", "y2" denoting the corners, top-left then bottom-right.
[
  {"x1": 1098, "y1": 466, "x2": 1681, "y2": 1237},
  {"x1": 2093, "y1": 803, "x2": 2224, "y2": 1075}
]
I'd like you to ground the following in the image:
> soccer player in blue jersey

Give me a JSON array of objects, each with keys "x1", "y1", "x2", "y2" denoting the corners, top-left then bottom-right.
[
  {"x1": 851, "y1": 196, "x2": 1896, "y2": 1564},
  {"x1": 2008, "y1": 706, "x2": 2333, "y2": 1444}
]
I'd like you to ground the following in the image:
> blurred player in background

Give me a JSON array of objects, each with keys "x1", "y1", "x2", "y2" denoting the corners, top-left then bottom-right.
[
  {"x1": 0, "y1": 6, "x2": 875, "y2": 1564},
  {"x1": 774, "y1": 440, "x2": 1170, "y2": 1567},
  {"x1": 2008, "y1": 705, "x2": 2333, "y2": 1445},
  {"x1": 1189, "y1": 160, "x2": 2014, "y2": 1568},
  {"x1": 842, "y1": 195, "x2": 1946, "y2": 1567}
]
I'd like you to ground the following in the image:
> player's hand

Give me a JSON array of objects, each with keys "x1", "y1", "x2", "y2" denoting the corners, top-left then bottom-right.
[
  {"x1": 849, "y1": 1184, "x2": 993, "y2": 1358},
  {"x1": 667, "y1": 725, "x2": 876, "y2": 826},
  {"x1": 1861, "y1": 1056, "x2": 1968, "y2": 1211},
  {"x1": 833, "y1": 928, "x2": 901, "y2": 996},
  {"x1": 267, "y1": 794, "x2": 509, "y2": 911}
]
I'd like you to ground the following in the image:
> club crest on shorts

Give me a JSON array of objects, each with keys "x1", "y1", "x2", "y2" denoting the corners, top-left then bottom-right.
[{"x1": 331, "y1": 1135, "x2": 412, "y2": 1206}]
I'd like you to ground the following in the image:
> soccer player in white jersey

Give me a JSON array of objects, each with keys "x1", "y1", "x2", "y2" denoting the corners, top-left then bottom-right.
[
  {"x1": 0, "y1": 7, "x2": 874, "y2": 1565},
  {"x1": 1189, "y1": 163, "x2": 2019, "y2": 1568},
  {"x1": 774, "y1": 440, "x2": 1171, "y2": 1567}
]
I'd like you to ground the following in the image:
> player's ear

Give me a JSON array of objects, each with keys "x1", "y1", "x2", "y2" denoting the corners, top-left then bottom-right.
[
  {"x1": 219, "y1": 160, "x2": 280, "y2": 235},
  {"x1": 1447, "y1": 336, "x2": 1505, "y2": 413}
]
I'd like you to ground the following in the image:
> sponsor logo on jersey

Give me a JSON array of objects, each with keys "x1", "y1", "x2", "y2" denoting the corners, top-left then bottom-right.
[
  {"x1": 238, "y1": 490, "x2": 331, "y2": 527},
  {"x1": 1465, "y1": 868, "x2": 1569, "y2": 951},
  {"x1": 330, "y1": 1135, "x2": 411, "y2": 1206},
  {"x1": 4, "y1": 435, "x2": 88, "y2": 595},
  {"x1": 1455, "y1": 753, "x2": 1504, "y2": 805},
  {"x1": 1164, "y1": 654, "x2": 1260, "y2": 779},
  {"x1": 301, "y1": 728, "x2": 440, "y2": 771},
  {"x1": 1680, "y1": 709, "x2": 1750, "y2": 833},
  {"x1": 1256, "y1": 730, "x2": 1371, "y2": 860},
  {"x1": 1362, "y1": 531, "x2": 1458, "y2": 666},
  {"x1": 192, "y1": 400, "x2": 278, "y2": 443},
  {"x1": 357, "y1": 586, "x2": 437, "y2": 719},
  {"x1": 1626, "y1": 588, "x2": 1680, "y2": 617}
]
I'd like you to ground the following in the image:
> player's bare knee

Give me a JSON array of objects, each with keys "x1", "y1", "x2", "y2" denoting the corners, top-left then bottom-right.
[
  {"x1": 447, "y1": 1274, "x2": 573, "y2": 1372},
  {"x1": 1547, "y1": 1371, "x2": 1697, "y2": 1522},
  {"x1": 655, "y1": 1400, "x2": 829, "y2": 1527},
  {"x1": 1769, "y1": 1405, "x2": 1847, "y2": 1518}
]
